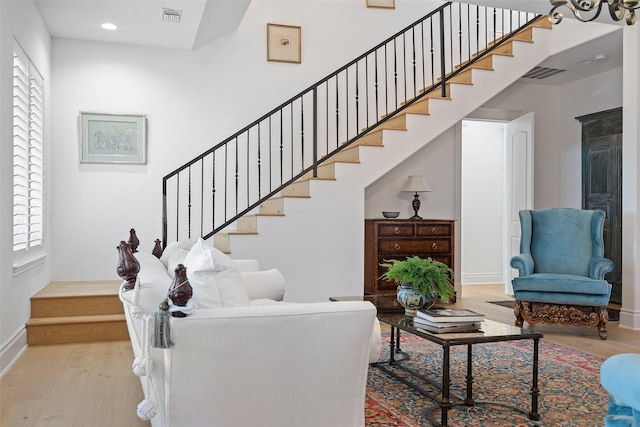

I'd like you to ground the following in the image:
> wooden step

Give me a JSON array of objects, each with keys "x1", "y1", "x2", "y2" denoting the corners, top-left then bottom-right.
[
  {"x1": 531, "y1": 15, "x2": 553, "y2": 29},
  {"x1": 354, "y1": 130, "x2": 385, "y2": 147},
  {"x1": 259, "y1": 197, "x2": 285, "y2": 215},
  {"x1": 402, "y1": 98, "x2": 430, "y2": 115},
  {"x1": 300, "y1": 163, "x2": 336, "y2": 180},
  {"x1": 237, "y1": 215, "x2": 258, "y2": 232},
  {"x1": 322, "y1": 146, "x2": 360, "y2": 165},
  {"x1": 26, "y1": 281, "x2": 129, "y2": 345},
  {"x1": 372, "y1": 114, "x2": 407, "y2": 131},
  {"x1": 30, "y1": 281, "x2": 123, "y2": 318},
  {"x1": 26, "y1": 314, "x2": 128, "y2": 346},
  {"x1": 282, "y1": 180, "x2": 311, "y2": 197}
]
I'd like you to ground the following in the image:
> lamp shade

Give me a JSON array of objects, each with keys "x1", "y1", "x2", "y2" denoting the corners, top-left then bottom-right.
[{"x1": 401, "y1": 175, "x2": 431, "y2": 193}]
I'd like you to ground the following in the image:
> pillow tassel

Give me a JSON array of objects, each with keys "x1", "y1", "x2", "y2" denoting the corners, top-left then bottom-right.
[{"x1": 152, "y1": 299, "x2": 173, "y2": 348}]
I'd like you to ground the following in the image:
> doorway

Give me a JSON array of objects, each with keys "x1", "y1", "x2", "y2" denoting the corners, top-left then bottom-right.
[{"x1": 461, "y1": 113, "x2": 534, "y2": 295}]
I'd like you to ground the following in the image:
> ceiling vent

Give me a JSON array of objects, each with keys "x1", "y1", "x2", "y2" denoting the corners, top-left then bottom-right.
[
  {"x1": 522, "y1": 66, "x2": 566, "y2": 80},
  {"x1": 161, "y1": 8, "x2": 182, "y2": 23}
]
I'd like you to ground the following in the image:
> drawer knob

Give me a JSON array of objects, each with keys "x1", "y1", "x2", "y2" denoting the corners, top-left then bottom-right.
[
  {"x1": 394, "y1": 227, "x2": 399, "y2": 235},
  {"x1": 431, "y1": 227, "x2": 437, "y2": 234},
  {"x1": 431, "y1": 242, "x2": 438, "y2": 249},
  {"x1": 394, "y1": 243, "x2": 401, "y2": 250}
]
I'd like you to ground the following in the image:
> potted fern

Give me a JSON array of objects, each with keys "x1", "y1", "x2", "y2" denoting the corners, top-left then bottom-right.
[{"x1": 379, "y1": 256, "x2": 454, "y2": 315}]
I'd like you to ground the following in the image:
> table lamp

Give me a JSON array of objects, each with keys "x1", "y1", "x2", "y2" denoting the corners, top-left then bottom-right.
[{"x1": 401, "y1": 175, "x2": 431, "y2": 219}]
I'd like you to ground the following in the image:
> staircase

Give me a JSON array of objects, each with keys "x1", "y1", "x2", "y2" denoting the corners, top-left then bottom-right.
[
  {"x1": 159, "y1": 8, "x2": 563, "y2": 302},
  {"x1": 25, "y1": 281, "x2": 128, "y2": 345},
  {"x1": 214, "y1": 22, "x2": 549, "y2": 254}
]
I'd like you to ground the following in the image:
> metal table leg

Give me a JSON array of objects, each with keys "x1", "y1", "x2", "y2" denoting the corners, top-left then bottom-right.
[
  {"x1": 464, "y1": 344, "x2": 474, "y2": 406},
  {"x1": 441, "y1": 344, "x2": 451, "y2": 426},
  {"x1": 530, "y1": 337, "x2": 541, "y2": 420}
]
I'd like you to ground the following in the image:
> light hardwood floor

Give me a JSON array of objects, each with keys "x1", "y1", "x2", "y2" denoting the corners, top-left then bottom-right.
[{"x1": 2, "y1": 284, "x2": 639, "y2": 427}]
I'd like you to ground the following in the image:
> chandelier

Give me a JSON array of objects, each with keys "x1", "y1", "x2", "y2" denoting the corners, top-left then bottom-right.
[{"x1": 549, "y1": 0, "x2": 640, "y2": 25}]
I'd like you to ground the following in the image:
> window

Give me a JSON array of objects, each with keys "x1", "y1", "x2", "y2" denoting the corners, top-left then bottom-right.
[{"x1": 13, "y1": 40, "x2": 44, "y2": 253}]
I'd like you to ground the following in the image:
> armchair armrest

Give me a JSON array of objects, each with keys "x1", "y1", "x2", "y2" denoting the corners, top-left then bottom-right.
[
  {"x1": 510, "y1": 253, "x2": 534, "y2": 277},
  {"x1": 589, "y1": 256, "x2": 614, "y2": 280}
]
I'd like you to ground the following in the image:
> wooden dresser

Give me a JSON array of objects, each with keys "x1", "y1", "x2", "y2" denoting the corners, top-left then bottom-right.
[{"x1": 364, "y1": 219, "x2": 455, "y2": 295}]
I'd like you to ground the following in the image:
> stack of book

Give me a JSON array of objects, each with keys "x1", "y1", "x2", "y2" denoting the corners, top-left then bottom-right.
[{"x1": 413, "y1": 307, "x2": 485, "y2": 333}]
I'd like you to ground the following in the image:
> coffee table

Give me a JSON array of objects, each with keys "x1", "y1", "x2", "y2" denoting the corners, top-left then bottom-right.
[{"x1": 331, "y1": 295, "x2": 543, "y2": 427}]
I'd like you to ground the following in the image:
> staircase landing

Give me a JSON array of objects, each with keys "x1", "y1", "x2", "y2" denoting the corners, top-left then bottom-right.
[{"x1": 26, "y1": 281, "x2": 129, "y2": 345}]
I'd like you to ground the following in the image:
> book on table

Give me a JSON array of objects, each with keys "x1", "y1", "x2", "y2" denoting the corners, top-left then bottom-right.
[
  {"x1": 414, "y1": 323, "x2": 480, "y2": 334},
  {"x1": 412, "y1": 316, "x2": 481, "y2": 329},
  {"x1": 416, "y1": 307, "x2": 485, "y2": 323}
]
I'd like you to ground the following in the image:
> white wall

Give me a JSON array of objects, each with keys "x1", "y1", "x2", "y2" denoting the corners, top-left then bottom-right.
[
  {"x1": 365, "y1": 127, "x2": 458, "y2": 221},
  {"x1": 461, "y1": 120, "x2": 505, "y2": 284},
  {"x1": 49, "y1": 0, "x2": 447, "y2": 282},
  {"x1": 0, "y1": 0, "x2": 51, "y2": 374}
]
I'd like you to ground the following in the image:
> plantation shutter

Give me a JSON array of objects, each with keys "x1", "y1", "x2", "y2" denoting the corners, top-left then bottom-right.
[{"x1": 13, "y1": 41, "x2": 44, "y2": 252}]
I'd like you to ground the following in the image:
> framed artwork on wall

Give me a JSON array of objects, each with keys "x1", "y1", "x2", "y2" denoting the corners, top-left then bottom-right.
[
  {"x1": 267, "y1": 23, "x2": 301, "y2": 64},
  {"x1": 366, "y1": 0, "x2": 395, "y2": 8},
  {"x1": 79, "y1": 112, "x2": 147, "y2": 164}
]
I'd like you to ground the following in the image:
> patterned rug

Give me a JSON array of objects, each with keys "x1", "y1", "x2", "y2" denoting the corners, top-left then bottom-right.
[
  {"x1": 365, "y1": 333, "x2": 607, "y2": 426},
  {"x1": 487, "y1": 300, "x2": 620, "y2": 322}
]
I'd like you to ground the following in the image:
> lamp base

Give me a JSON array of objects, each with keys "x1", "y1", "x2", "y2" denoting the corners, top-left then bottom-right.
[{"x1": 411, "y1": 193, "x2": 422, "y2": 219}]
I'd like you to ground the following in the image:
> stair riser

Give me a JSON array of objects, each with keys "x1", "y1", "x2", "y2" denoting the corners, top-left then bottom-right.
[
  {"x1": 26, "y1": 320, "x2": 129, "y2": 346},
  {"x1": 31, "y1": 295, "x2": 124, "y2": 318}
]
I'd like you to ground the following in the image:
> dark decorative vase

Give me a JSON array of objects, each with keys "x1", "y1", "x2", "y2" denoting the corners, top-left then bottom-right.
[
  {"x1": 168, "y1": 264, "x2": 193, "y2": 318},
  {"x1": 152, "y1": 239, "x2": 163, "y2": 258},
  {"x1": 116, "y1": 240, "x2": 140, "y2": 291},
  {"x1": 128, "y1": 228, "x2": 139, "y2": 253}
]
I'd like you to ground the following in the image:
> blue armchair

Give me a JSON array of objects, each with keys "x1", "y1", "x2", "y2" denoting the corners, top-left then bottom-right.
[
  {"x1": 510, "y1": 208, "x2": 614, "y2": 340},
  {"x1": 601, "y1": 353, "x2": 640, "y2": 427}
]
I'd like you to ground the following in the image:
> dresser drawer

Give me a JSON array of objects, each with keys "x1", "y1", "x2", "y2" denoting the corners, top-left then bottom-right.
[
  {"x1": 379, "y1": 239, "x2": 451, "y2": 254},
  {"x1": 365, "y1": 218, "x2": 455, "y2": 295},
  {"x1": 416, "y1": 223, "x2": 452, "y2": 237},
  {"x1": 378, "y1": 223, "x2": 414, "y2": 237}
]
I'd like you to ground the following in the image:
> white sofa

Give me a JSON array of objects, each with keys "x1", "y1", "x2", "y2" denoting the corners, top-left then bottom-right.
[{"x1": 119, "y1": 238, "x2": 381, "y2": 427}]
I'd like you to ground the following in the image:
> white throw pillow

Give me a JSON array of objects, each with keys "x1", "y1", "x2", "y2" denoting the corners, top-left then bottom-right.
[
  {"x1": 167, "y1": 247, "x2": 190, "y2": 279},
  {"x1": 183, "y1": 239, "x2": 249, "y2": 308},
  {"x1": 160, "y1": 239, "x2": 196, "y2": 268},
  {"x1": 240, "y1": 269, "x2": 286, "y2": 301}
]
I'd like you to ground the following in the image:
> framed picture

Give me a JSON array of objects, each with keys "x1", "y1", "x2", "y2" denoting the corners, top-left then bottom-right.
[
  {"x1": 79, "y1": 112, "x2": 147, "y2": 164},
  {"x1": 267, "y1": 23, "x2": 301, "y2": 64},
  {"x1": 366, "y1": 0, "x2": 395, "y2": 8}
]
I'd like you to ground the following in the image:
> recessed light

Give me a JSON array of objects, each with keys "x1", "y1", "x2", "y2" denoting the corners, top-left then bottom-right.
[{"x1": 101, "y1": 23, "x2": 118, "y2": 31}]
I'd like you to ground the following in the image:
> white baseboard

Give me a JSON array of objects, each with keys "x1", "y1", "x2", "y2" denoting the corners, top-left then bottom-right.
[
  {"x1": 0, "y1": 328, "x2": 27, "y2": 378},
  {"x1": 619, "y1": 310, "x2": 640, "y2": 331},
  {"x1": 461, "y1": 273, "x2": 503, "y2": 285}
]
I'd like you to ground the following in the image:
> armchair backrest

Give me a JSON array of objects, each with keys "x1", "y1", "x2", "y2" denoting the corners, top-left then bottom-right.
[{"x1": 519, "y1": 208, "x2": 605, "y2": 276}]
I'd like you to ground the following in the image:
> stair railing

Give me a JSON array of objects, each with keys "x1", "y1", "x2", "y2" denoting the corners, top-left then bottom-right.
[{"x1": 163, "y1": 2, "x2": 539, "y2": 246}]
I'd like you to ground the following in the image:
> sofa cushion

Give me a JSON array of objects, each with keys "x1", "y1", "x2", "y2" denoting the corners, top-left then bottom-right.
[
  {"x1": 183, "y1": 239, "x2": 250, "y2": 308},
  {"x1": 512, "y1": 273, "x2": 611, "y2": 295},
  {"x1": 161, "y1": 239, "x2": 196, "y2": 269},
  {"x1": 240, "y1": 269, "x2": 286, "y2": 301},
  {"x1": 167, "y1": 247, "x2": 190, "y2": 279}
]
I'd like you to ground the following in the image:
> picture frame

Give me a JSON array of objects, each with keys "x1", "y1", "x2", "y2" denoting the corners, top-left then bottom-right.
[
  {"x1": 267, "y1": 23, "x2": 301, "y2": 64},
  {"x1": 366, "y1": 0, "x2": 395, "y2": 8},
  {"x1": 79, "y1": 112, "x2": 147, "y2": 164}
]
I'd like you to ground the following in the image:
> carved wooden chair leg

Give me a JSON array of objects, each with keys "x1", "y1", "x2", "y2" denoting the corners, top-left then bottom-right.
[
  {"x1": 598, "y1": 306, "x2": 609, "y2": 340},
  {"x1": 514, "y1": 301, "x2": 525, "y2": 327}
]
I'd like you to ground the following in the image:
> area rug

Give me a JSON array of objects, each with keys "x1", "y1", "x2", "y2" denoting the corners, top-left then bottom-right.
[
  {"x1": 365, "y1": 333, "x2": 607, "y2": 426},
  {"x1": 487, "y1": 299, "x2": 620, "y2": 322}
]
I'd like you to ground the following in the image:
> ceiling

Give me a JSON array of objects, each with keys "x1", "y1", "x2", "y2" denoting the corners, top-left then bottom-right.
[
  {"x1": 34, "y1": 0, "x2": 251, "y2": 50},
  {"x1": 33, "y1": 0, "x2": 623, "y2": 84}
]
